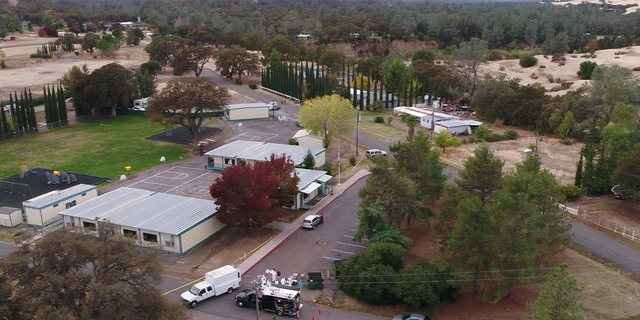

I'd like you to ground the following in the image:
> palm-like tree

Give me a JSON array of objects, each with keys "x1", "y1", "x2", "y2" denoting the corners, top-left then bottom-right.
[{"x1": 401, "y1": 114, "x2": 418, "y2": 139}]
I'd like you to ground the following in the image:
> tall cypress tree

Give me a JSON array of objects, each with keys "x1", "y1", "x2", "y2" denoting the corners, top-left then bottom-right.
[
  {"x1": 58, "y1": 86, "x2": 67, "y2": 121},
  {"x1": 19, "y1": 91, "x2": 28, "y2": 130},
  {"x1": 409, "y1": 76, "x2": 414, "y2": 107},
  {"x1": 385, "y1": 78, "x2": 390, "y2": 108},
  {"x1": 43, "y1": 87, "x2": 50, "y2": 124},
  {"x1": 297, "y1": 62, "x2": 303, "y2": 100},
  {"x1": 29, "y1": 89, "x2": 37, "y2": 131},
  {"x1": 49, "y1": 86, "x2": 59, "y2": 123},
  {"x1": 346, "y1": 61, "x2": 351, "y2": 103},
  {"x1": 366, "y1": 70, "x2": 371, "y2": 108},
  {"x1": 1, "y1": 98, "x2": 9, "y2": 133},
  {"x1": 9, "y1": 93, "x2": 20, "y2": 131},
  {"x1": 359, "y1": 72, "x2": 364, "y2": 111}
]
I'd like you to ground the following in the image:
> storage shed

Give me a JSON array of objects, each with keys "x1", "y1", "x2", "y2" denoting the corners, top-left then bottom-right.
[
  {"x1": 0, "y1": 207, "x2": 23, "y2": 227},
  {"x1": 292, "y1": 130, "x2": 324, "y2": 148},
  {"x1": 60, "y1": 187, "x2": 225, "y2": 255},
  {"x1": 23, "y1": 184, "x2": 98, "y2": 227},
  {"x1": 224, "y1": 103, "x2": 270, "y2": 121},
  {"x1": 434, "y1": 120, "x2": 472, "y2": 135}
]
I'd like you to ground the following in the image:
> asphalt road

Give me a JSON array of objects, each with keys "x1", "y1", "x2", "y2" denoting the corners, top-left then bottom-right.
[
  {"x1": 0, "y1": 42, "x2": 47, "y2": 48},
  {"x1": 570, "y1": 221, "x2": 640, "y2": 276}
]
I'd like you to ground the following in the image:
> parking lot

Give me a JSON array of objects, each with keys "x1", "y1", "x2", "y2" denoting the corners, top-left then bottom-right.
[
  {"x1": 322, "y1": 222, "x2": 369, "y2": 262},
  {"x1": 223, "y1": 119, "x2": 298, "y2": 145}
]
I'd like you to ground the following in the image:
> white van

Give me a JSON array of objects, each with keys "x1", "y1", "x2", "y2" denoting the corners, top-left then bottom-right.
[{"x1": 366, "y1": 149, "x2": 387, "y2": 157}]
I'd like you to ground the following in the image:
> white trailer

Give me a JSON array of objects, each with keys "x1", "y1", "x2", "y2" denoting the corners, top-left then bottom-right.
[{"x1": 181, "y1": 265, "x2": 241, "y2": 308}]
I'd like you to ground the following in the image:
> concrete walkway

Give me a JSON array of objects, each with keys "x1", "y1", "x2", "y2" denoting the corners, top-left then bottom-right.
[{"x1": 237, "y1": 169, "x2": 370, "y2": 275}]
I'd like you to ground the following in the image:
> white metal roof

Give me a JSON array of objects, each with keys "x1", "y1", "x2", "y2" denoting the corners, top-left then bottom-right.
[
  {"x1": 292, "y1": 129, "x2": 322, "y2": 140},
  {"x1": 206, "y1": 265, "x2": 239, "y2": 278},
  {"x1": 23, "y1": 184, "x2": 96, "y2": 208},
  {"x1": 239, "y1": 143, "x2": 325, "y2": 165},
  {"x1": 435, "y1": 120, "x2": 472, "y2": 128},
  {"x1": 60, "y1": 187, "x2": 154, "y2": 219},
  {"x1": 295, "y1": 168, "x2": 326, "y2": 189},
  {"x1": 102, "y1": 193, "x2": 218, "y2": 235},
  {"x1": 224, "y1": 103, "x2": 269, "y2": 110},
  {"x1": 205, "y1": 140, "x2": 265, "y2": 157},
  {"x1": 400, "y1": 107, "x2": 459, "y2": 120},
  {"x1": 300, "y1": 182, "x2": 321, "y2": 194},
  {"x1": 0, "y1": 207, "x2": 20, "y2": 214}
]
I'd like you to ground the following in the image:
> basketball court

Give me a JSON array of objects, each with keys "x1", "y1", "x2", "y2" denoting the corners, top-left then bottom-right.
[
  {"x1": 225, "y1": 131, "x2": 279, "y2": 143},
  {"x1": 126, "y1": 165, "x2": 221, "y2": 199}
]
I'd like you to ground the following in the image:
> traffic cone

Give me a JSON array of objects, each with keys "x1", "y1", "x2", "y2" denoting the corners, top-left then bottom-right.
[
  {"x1": 319, "y1": 309, "x2": 322, "y2": 314},
  {"x1": 312, "y1": 318, "x2": 314, "y2": 320}
]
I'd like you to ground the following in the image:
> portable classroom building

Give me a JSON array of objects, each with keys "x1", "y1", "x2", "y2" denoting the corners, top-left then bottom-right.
[
  {"x1": 23, "y1": 184, "x2": 98, "y2": 227},
  {"x1": 224, "y1": 103, "x2": 270, "y2": 121},
  {"x1": 0, "y1": 207, "x2": 23, "y2": 227},
  {"x1": 434, "y1": 120, "x2": 472, "y2": 135},
  {"x1": 60, "y1": 187, "x2": 226, "y2": 255},
  {"x1": 205, "y1": 140, "x2": 326, "y2": 170},
  {"x1": 292, "y1": 129, "x2": 324, "y2": 149}
]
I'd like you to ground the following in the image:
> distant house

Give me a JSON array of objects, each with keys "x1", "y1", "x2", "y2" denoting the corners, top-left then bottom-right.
[
  {"x1": 394, "y1": 107, "x2": 460, "y2": 129},
  {"x1": 295, "y1": 34, "x2": 312, "y2": 40},
  {"x1": 119, "y1": 22, "x2": 134, "y2": 28},
  {"x1": 21, "y1": 21, "x2": 28, "y2": 29}
]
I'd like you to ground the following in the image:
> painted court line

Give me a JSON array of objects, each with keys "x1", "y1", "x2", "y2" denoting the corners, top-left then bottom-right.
[
  {"x1": 155, "y1": 173, "x2": 189, "y2": 180},
  {"x1": 133, "y1": 181, "x2": 177, "y2": 187},
  {"x1": 330, "y1": 249, "x2": 356, "y2": 255},
  {"x1": 164, "y1": 172, "x2": 211, "y2": 193},
  {"x1": 337, "y1": 242, "x2": 367, "y2": 249},
  {"x1": 174, "y1": 166, "x2": 210, "y2": 171},
  {"x1": 129, "y1": 166, "x2": 179, "y2": 187}
]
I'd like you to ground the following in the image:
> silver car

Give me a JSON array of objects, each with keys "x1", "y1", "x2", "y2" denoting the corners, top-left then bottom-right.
[{"x1": 301, "y1": 215, "x2": 323, "y2": 229}]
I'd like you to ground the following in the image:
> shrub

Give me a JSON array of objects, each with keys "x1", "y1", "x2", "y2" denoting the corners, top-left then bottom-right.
[
  {"x1": 0, "y1": 60, "x2": 5, "y2": 69},
  {"x1": 467, "y1": 137, "x2": 476, "y2": 143},
  {"x1": 374, "y1": 116, "x2": 384, "y2": 123},
  {"x1": 235, "y1": 79, "x2": 243, "y2": 85},
  {"x1": 43, "y1": 26, "x2": 58, "y2": 37},
  {"x1": 29, "y1": 53, "x2": 51, "y2": 59},
  {"x1": 13, "y1": 232, "x2": 23, "y2": 237},
  {"x1": 474, "y1": 126, "x2": 491, "y2": 139},
  {"x1": 499, "y1": 65, "x2": 506, "y2": 71},
  {"x1": 551, "y1": 53, "x2": 566, "y2": 62},
  {"x1": 539, "y1": 65, "x2": 546, "y2": 68},
  {"x1": 484, "y1": 133, "x2": 504, "y2": 142},
  {"x1": 370, "y1": 100, "x2": 384, "y2": 110},
  {"x1": 633, "y1": 67, "x2": 640, "y2": 72},
  {"x1": 74, "y1": 51, "x2": 80, "y2": 56},
  {"x1": 486, "y1": 49, "x2": 503, "y2": 61},
  {"x1": 558, "y1": 184, "x2": 582, "y2": 201},
  {"x1": 288, "y1": 138, "x2": 299, "y2": 145},
  {"x1": 461, "y1": 139, "x2": 468, "y2": 144},
  {"x1": 349, "y1": 156, "x2": 356, "y2": 166},
  {"x1": 561, "y1": 139, "x2": 572, "y2": 145},
  {"x1": 248, "y1": 83, "x2": 257, "y2": 89},
  {"x1": 519, "y1": 55, "x2": 538, "y2": 68},
  {"x1": 386, "y1": 116, "x2": 393, "y2": 125},
  {"x1": 577, "y1": 61, "x2": 597, "y2": 79},
  {"x1": 503, "y1": 129, "x2": 519, "y2": 140}
]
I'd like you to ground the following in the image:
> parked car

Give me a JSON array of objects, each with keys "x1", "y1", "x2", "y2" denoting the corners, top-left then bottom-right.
[
  {"x1": 392, "y1": 313, "x2": 432, "y2": 320},
  {"x1": 294, "y1": 121, "x2": 304, "y2": 128},
  {"x1": 268, "y1": 102, "x2": 280, "y2": 111},
  {"x1": 366, "y1": 149, "x2": 387, "y2": 157},
  {"x1": 302, "y1": 215, "x2": 323, "y2": 229}
]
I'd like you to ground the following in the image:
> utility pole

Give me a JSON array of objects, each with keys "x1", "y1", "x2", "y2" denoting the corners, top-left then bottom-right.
[{"x1": 356, "y1": 111, "x2": 360, "y2": 156}]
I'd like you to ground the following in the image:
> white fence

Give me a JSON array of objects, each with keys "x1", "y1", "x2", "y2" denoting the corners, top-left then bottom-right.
[{"x1": 558, "y1": 203, "x2": 640, "y2": 243}]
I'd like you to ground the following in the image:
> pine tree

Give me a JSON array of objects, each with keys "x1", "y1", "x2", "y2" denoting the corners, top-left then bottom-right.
[
  {"x1": 527, "y1": 264, "x2": 583, "y2": 320},
  {"x1": 575, "y1": 154, "x2": 583, "y2": 187}
]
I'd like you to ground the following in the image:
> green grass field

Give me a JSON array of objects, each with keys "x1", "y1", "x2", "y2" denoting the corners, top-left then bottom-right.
[
  {"x1": 360, "y1": 109, "x2": 393, "y2": 118},
  {"x1": 0, "y1": 116, "x2": 192, "y2": 181}
]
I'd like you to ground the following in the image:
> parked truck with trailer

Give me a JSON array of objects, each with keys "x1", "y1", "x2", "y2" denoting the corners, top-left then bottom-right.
[{"x1": 181, "y1": 265, "x2": 241, "y2": 308}]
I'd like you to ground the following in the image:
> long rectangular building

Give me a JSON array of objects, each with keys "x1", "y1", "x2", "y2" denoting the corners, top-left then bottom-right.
[{"x1": 205, "y1": 140, "x2": 325, "y2": 170}]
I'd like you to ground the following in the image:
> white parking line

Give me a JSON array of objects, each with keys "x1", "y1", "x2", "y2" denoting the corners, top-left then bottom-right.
[
  {"x1": 330, "y1": 249, "x2": 356, "y2": 255},
  {"x1": 322, "y1": 256, "x2": 339, "y2": 260},
  {"x1": 337, "y1": 242, "x2": 367, "y2": 249},
  {"x1": 349, "y1": 229, "x2": 358, "y2": 232}
]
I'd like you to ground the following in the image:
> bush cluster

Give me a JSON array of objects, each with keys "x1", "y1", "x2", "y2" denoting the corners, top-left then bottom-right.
[
  {"x1": 374, "y1": 116, "x2": 384, "y2": 123},
  {"x1": 475, "y1": 127, "x2": 519, "y2": 142},
  {"x1": 29, "y1": 53, "x2": 52, "y2": 59},
  {"x1": 248, "y1": 83, "x2": 257, "y2": 89},
  {"x1": 234, "y1": 79, "x2": 243, "y2": 85},
  {"x1": 519, "y1": 54, "x2": 538, "y2": 68},
  {"x1": 558, "y1": 184, "x2": 582, "y2": 201}
]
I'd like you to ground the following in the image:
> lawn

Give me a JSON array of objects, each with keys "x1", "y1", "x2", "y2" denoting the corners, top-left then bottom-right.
[
  {"x1": 360, "y1": 109, "x2": 393, "y2": 118},
  {"x1": 358, "y1": 120, "x2": 408, "y2": 139},
  {"x1": 0, "y1": 116, "x2": 192, "y2": 181}
]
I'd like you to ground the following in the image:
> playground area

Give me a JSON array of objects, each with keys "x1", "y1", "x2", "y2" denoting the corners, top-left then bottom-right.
[
  {"x1": 145, "y1": 126, "x2": 223, "y2": 145},
  {"x1": 0, "y1": 167, "x2": 108, "y2": 208}
]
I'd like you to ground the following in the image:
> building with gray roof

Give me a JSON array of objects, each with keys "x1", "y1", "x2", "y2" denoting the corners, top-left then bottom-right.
[
  {"x1": 205, "y1": 140, "x2": 326, "y2": 170},
  {"x1": 60, "y1": 187, "x2": 225, "y2": 255},
  {"x1": 23, "y1": 183, "x2": 98, "y2": 227}
]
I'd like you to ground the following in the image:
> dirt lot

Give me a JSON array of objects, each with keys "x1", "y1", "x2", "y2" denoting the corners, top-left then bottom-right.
[{"x1": 438, "y1": 126, "x2": 582, "y2": 186}]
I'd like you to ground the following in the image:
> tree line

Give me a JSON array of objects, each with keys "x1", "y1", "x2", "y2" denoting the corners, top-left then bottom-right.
[{"x1": 0, "y1": 89, "x2": 37, "y2": 136}]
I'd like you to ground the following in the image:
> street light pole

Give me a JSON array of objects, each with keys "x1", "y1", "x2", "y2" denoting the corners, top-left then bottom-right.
[{"x1": 356, "y1": 111, "x2": 360, "y2": 156}]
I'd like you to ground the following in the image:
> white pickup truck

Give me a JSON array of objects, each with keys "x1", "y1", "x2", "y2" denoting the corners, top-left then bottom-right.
[{"x1": 181, "y1": 265, "x2": 241, "y2": 308}]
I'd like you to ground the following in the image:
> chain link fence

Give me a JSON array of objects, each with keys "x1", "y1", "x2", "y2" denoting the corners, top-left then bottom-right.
[{"x1": 558, "y1": 203, "x2": 640, "y2": 243}]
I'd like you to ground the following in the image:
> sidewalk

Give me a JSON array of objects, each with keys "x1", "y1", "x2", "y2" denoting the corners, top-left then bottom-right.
[{"x1": 237, "y1": 169, "x2": 370, "y2": 275}]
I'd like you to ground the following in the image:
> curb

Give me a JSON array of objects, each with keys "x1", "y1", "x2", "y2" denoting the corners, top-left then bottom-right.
[{"x1": 241, "y1": 173, "x2": 370, "y2": 275}]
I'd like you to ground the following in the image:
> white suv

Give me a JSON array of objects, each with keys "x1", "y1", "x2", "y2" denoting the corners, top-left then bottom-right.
[
  {"x1": 302, "y1": 215, "x2": 323, "y2": 229},
  {"x1": 366, "y1": 149, "x2": 387, "y2": 157}
]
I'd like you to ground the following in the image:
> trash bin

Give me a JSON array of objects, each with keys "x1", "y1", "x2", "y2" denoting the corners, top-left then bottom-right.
[{"x1": 307, "y1": 272, "x2": 324, "y2": 290}]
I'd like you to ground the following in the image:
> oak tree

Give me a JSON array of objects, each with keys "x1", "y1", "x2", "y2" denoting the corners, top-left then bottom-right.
[
  {"x1": 447, "y1": 38, "x2": 488, "y2": 95},
  {"x1": 0, "y1": 226, "x2": 188, "y2": 320},
  {"x1": 173, "y1": 46, "x2": 214, "y2": 77},
  {"x1": 213, "y1": 45, "x2": 260, "y2": 80},
  {"x1": 144, "y1": 35, "x2": 189, "y2": 68},
  {"x1": 82, "y1": 63, "x2": 138, "y2": 116},
  {"x1": 146, "y1": 78, "x2": 230, "y2": 149}
]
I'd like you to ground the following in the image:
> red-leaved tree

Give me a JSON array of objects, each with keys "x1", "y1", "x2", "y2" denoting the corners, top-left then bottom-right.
[
  {"x1": 70, "y1": 26, "x2": 81, "y2": 35},
  {"x1": 44, "y1": 26, "x2": 58, "y2": 37},
  {"x1": 210, "y1": 162, "x2": 281, "y2": 229},
  {"x1": 267, "y1": 154, "x2": 300, "y2": 209}
]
